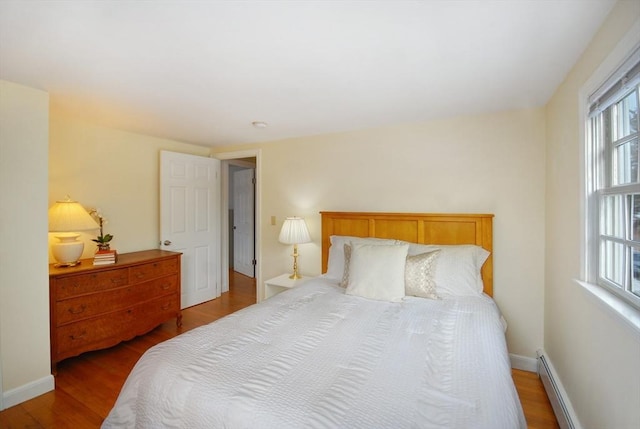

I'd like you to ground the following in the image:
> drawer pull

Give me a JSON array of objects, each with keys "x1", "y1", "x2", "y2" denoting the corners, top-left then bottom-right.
[
  {"x1": 70, "y1": 332, "x2": 86, "y2": 340},
  {"x1": 111, "y1": 277, "x2": 125, "y2": 284},
  {"x1": 161, "y1": 283, "x2": 171, "y2": 290},
  {"x1": 68, "y1": 305, "x2": 86, "y2": 315},
  {"x1": 136, "y1": 272, "x2": 146, "y2": 279},
  {"x1": 161, "y1": 303, "x2": 171, "y2": 310}
]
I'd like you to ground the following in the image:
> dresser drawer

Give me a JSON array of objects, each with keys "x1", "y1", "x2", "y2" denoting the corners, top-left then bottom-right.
[
  {"x1": 56, "y1": 275, "x2": 179, "y2": 326},
  {"x1": 133, "y1": 294, "x2": 180, "y2": 329},
  {"x1": 129, "y1": 258, "x2": 178, "y2": 282},
  {"x1": 54, "y1": 268, "x2": 128, "y2": 300},
  {"x1": 56, "y1": 310, "x2": 133, "y2": 356},
  {"x1": 55, "y1": 294, "x2": 179, "y2": 361}
]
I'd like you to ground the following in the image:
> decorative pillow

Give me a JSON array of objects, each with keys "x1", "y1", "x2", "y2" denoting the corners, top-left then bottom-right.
[
  {"x1": 345, "y1": 243, "x2": 409, "y2": 302},
  {"x1": 339, "y1": 243, "x2": 352, "y2": 287},
  {"x1": 404, "y1": 250, "x2": 441, "y2": 299},
  {"x1": 404, "y1": 243, "x2": 489, "y2": 296},
  {"x1": 326, "y1": 235, "x2": 398, "y2": 281}
]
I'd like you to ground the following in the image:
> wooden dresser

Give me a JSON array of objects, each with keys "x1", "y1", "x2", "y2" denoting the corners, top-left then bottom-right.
[{"x1": 49, "y1": 249, "x2": 182, "y2": 371}]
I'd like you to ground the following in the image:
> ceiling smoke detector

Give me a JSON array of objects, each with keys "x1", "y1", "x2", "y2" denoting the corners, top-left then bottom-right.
[{"x1": 252, "y1": 121, "x2": 268, "y2": 129}]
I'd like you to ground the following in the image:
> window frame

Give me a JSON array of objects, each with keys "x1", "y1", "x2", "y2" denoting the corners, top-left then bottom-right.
[{"x1": 585, "y1": 53, "x2": 640, "y2": 311}]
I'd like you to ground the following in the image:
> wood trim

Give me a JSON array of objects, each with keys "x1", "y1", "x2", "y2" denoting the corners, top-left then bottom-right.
[{"x1": 321, "y1": 211, "x2": 494, "y2": 296}]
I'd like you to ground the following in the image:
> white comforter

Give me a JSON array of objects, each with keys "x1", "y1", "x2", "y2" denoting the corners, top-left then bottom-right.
[{"x1": 103, "y1": 277, "x2": 526, "y2": 428}]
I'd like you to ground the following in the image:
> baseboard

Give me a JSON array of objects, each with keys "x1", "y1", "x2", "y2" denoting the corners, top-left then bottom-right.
[
  {"x1": 509, "y1": 353, "x2": 538, "y2": 372},
  {"x1": 536, "y1": 350, "x2": 582, "y2": 429},
  {"x1": 1, "y1": 374, "x2": 55, "y2": 410}
]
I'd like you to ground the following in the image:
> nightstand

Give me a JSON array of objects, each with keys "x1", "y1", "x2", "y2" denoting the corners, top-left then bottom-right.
[{"x1": 264, "y1": 273, "x2": 311, "y2": 299}]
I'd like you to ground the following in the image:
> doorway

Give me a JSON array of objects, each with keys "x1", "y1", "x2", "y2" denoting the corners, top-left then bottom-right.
[
  {"x1": 229, "y1": 160, "x2": 255, "y2": 278},
  {"x1": 216, "y1": 149, "x2": 261, "y2": 300}
]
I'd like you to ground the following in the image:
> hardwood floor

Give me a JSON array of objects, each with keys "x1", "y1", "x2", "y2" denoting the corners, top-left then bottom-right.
[
  {"x1": 512, "y1": 369, "x2": 560, "y2": 429},
  {"x1": 1, "y1": 271, "x2": 558, "y2": 428}
]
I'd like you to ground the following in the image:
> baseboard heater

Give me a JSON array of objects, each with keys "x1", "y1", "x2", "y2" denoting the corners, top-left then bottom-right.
[{"x1": 537, "y1": 351, "x2": 576, "y2": 429}]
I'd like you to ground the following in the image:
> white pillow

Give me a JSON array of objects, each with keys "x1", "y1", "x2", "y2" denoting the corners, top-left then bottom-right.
[
  {"x1": 405, "y1": 243, "x2": 489, "y2": 296},
  {"x1": 340, "y1": 241, "x2": 398, "y2": 287},
  {"x1": 345, "y1": 243, "x2": 409, "y2": 302},
  {"x1": 326, "y1": 235, "x2": 398, "y2": 281}
]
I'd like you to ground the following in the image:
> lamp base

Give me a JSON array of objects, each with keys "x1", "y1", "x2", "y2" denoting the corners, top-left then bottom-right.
[
  {"x1": 53, "y1": 260, "x2": 82, "y2": 268},
  {"x1": 289, "y1": 244, "x2": 304, "y2": 280},
  {"x1": 52, "y1": 233, "x2": 85, "y2": 267}
]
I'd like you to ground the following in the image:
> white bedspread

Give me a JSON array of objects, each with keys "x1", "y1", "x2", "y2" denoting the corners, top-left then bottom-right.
[{"x1": 103, "y1": 277, "x2": 526, "y2": 428}]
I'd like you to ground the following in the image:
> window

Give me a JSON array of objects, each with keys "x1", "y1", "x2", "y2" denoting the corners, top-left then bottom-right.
[{"x1": 587, "y1": 49, "x2": 640, "y2": 309}]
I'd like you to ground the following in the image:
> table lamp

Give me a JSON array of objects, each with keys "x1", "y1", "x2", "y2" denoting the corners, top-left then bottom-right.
[
  {"x1": 48, "y1": 197, "x2": 99, "y2": 267},
  {"x1": 278, "y1": 217, "x2": 311, "y2": 279}
]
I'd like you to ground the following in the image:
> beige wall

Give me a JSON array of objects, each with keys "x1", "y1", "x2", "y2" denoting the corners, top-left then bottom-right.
[
  {"x1": 545, "y1": 1, "x2": 640, "y2": 428},
  {"x1": 215, "y1": 107, "x2": 547, "y2": 358},
  {"x1": 48, "y1": 112, "x2": 211, "y2": 260},
  {"x1": 0, "y1": 81, "x2": 52, "y2": 397}
]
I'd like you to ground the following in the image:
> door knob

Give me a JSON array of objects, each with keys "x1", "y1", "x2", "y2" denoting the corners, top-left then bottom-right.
[{"x1": 163, "y1": 240, "x2": 172, "y2": 246}]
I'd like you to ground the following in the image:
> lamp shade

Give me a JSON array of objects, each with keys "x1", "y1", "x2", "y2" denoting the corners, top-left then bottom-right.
[
  {"x1": 278, "y1": 217, "x2": 311, "y2": 245},
  {"x1": 48, "y1": 198, "x2": 99, "y2": 232},
  {"x1": 48, "y1": 198, "x2": 99, "y2": 267}
]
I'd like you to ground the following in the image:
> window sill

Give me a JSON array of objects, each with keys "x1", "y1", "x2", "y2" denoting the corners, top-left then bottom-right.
[{"x1": 574, "y1": 279, "x2": 640, "y2": 335}]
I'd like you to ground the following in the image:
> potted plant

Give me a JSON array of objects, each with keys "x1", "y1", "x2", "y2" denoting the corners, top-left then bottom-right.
[{"x1": 89, "y1": 208, "x2": 113, "y2": 251}]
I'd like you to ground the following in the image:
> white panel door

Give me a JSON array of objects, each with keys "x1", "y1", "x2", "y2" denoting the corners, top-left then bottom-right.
[
  {"x1": 233, "y1": 168, "x2": 255, "y2": 277},
  {"x1": 160, "y1": 151, "x2": 220, "y2": 308}
]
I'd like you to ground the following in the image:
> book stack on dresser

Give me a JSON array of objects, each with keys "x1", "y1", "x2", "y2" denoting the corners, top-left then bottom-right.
[{"x1": 93, "y1": 249, "x2": 117, "y2": 265}]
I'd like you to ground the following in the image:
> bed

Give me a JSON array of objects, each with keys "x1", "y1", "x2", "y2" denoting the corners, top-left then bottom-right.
[{"x1": 103, "y1": 212, "x2": 526, "y2": 428}]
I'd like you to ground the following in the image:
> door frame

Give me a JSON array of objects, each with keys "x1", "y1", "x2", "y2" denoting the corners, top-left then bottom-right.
[{"x1": 215, "y1": 149, "x2": 262, "y2": 301}]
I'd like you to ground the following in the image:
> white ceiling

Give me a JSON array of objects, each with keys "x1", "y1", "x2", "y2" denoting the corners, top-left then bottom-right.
[{"x1": 0, "y1": 0, "x2": 616, "y2": 147}]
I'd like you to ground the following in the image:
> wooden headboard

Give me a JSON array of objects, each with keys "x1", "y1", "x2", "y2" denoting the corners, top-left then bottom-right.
[{"x1": 321, "y1": 211, "x2": 495, "y2": 296}]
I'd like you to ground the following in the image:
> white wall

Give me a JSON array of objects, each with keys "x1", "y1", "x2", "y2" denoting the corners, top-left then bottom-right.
[
  {"x1": 49, "y1": 112, "x2": 211, "y2": 260},
  {"x1": 545, "y1": 1, "x2": 640, "y2": 428},
  {"x1": 0, "y1": 106, "x2": 212, "y2": 408},
  {"x1": 0, "y1": 80, "x2": 53, "y2": 407},
  {"x1": 215, "y1": 107, "x2": 547, "y2": 359}
]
